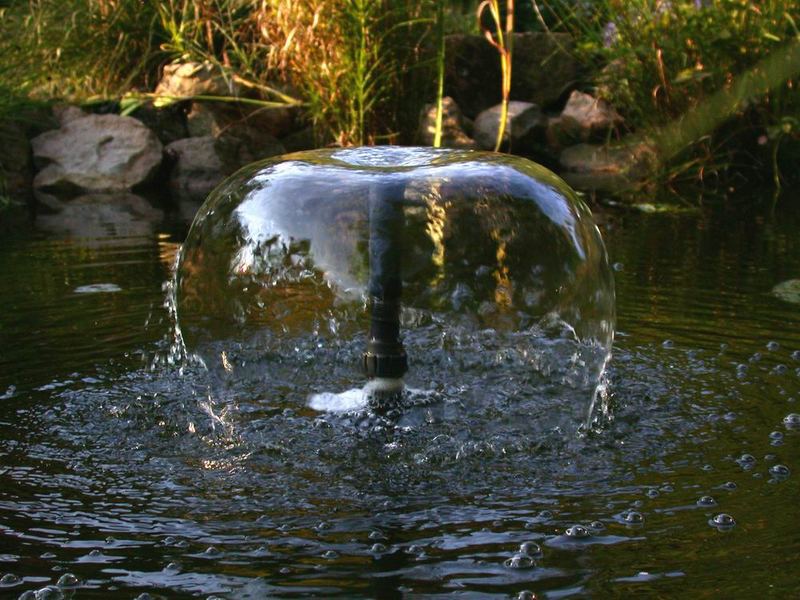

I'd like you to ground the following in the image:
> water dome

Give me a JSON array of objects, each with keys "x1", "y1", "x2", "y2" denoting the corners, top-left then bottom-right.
[{"x1": 176, "y1": 147, "x2": 615, "y2": 429}]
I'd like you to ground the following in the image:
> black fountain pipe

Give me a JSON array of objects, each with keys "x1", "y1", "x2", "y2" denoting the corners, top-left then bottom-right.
[{"x1": 362, "y1": 179, "x2": 408, "y2": 385}]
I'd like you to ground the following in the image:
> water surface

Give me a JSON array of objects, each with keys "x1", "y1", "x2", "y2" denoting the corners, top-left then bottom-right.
[{"x1": 1, "y1": 193, "x2": 799, "y2": 598}]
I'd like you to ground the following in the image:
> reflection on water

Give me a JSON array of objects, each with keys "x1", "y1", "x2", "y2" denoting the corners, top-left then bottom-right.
[{"x1": 0, "y1": 191, "x2": 799, "y2": 598}]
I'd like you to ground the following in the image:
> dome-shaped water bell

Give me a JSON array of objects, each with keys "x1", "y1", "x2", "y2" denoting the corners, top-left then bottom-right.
[{"x1": 176, "y1": 147, "x2": 614, "y2": 424}]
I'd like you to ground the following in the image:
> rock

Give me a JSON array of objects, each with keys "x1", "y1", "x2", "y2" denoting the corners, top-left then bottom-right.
[
  {"x1": 166, "y1": 136, "x2": 225, "y2": 202},
  {"x1": 35, "y1": 193, "x2": 163, "y2": 246},
  {"x1": 155, "y1": 61, "x2": 238, "y2": 101},
  {"x1": 473, "y1": 101, "x2": 543, "y2": 151},
  {"x1": 31, "y1": 114, "x2": 163, "y2": 193},
  {"x1": 0, "y1": 120, "x2": 33, "y2": 200},
  {"x1": 186, "y1": 102, "x2": 222, "y2": 138},
  {"x1": 52, "y1": 104, "x2": 87, "y2": 126},
  {"x1": 418, "y1": 96, "x2": 476, "y2": 148},
  {"x1": 559, "y1": 141, "x2": 659, "y2": 192},
  {"x1": 130, "y1": 101, "x2": 189, "y2": 145},
  {"x1": 554, "y1": 90, "x2": 623, "y2": 143},
  {"x1": 445, "y1": 33, "x2": 579, "y2": 118},
  {"x1": 214, "y1": 127, "x2": 285, "y2": 174}
]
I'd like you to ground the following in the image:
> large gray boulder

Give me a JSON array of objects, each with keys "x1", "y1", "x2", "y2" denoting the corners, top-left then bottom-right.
[
  {"x1": 31, "y1": 114, "x2": 163, "y2": 193},
  {"x1": 473, "y1": 101, "x2": 544, "y2": 151},
  {"x1": 552, "y1": 91, "x2": 623, "y2": 144},
  {"x1": 166, "y1": 136, "x2": 225, "y2": 202},
  {"x1": 155, "y1": 61, "x2": 237, "y2": 100},
  {"x1": 445, "y1": 32, "x2": 579, "y2": 118},
  {"x1": 418, "y1": 96, "x2": 476, "y2": 149}
]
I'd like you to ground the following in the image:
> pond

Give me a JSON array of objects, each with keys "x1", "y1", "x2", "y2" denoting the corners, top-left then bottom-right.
[{"x1": 0, "y1": 185, "x2": 798, "y2": 598}]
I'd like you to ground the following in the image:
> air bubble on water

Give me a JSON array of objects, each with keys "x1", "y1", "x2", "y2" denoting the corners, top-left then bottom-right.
[
  {"x1": 368, "y1": 530, "x2": 387, "y2": 541},
  {"x1": 405, "y1": 545, "x2": 424, "y2": 556},
  {"x1": 164, "y1": 562, "x2": 181, "y2": 573},
  {"x1": 721, "y1": 481, "x2": 737, "y2": 490},
  {"x1": 31, "y1": 586, "x2": 64, "y2": 599},
  {"x1": 697, "y1": 496, "x2": 716, "y2": 507},
  {"x1": 519, "y1": 542, "x2": 543, "y2": 558},
  {"x1": 612, "y1": 262, "x2": 624, "y2": 271},
  {"x1": 40, "y1": 553, "x2": 56, "y2": 560},
  {"x1": 662, "y1": 340, "x2": 674, "y2": 349},
  {"x1": 773, "y1": 365, "x2": 788, "y2": 375},
  {"x1": 504, "y1": 554, "x2": 536, "y2": 569},
  {"x1": 55, "y1": 574, "x2": 79, "y2": 589},
  {"x1": 322, "y1": 550, "x2": 339, "y2": 559},
  {"x1": 660, "y1": 485, "x2": 674, "y2": 493},
  {"x1": 202, "y1": 546, "x2": 220, "y2": 557},
  {"x1": 646, "y1": 489, "x2": 660, "y2": 498},
  {"x1": 134, "y1": 594, "x2": 153, "y2": 600},
  {"x1": 791, "y1": 350, "x2": 800, "y2": 361},
  {"x1": 0, "y1": 573, "x2": 20, "y2": 586},
  {"x1": 590, "y1": 521, "x2": 605, "y2": 531},
  {"x1": 767, "y1": 341, "x2": 780, "y2": 351},
  {"x1": 517, "y1": 591, "x2": 537, "y2": 600},
  {"x1": 104, "y1": 536, "x2": 116, "y2": 545},
  {"x1": 370, "y1": 543, "x2": 387, "y2": 554},
  {"x1": 736, "y1": 454, "x2": 756, "y2": 469},
  {"x1": 769, "y1": 464, "x2": 790, "y2": 479},
  {"x1": 565, "y1": 525, "x2": 591, "y2": 538},
  {"x1": 620, "y1": 511, "x2": 644, "y2": 525},
  {"x1": 783, "y1": 413, "x2": 800, "y2": 429},
  {"x1": 750, "y1": 352, "x2": 762, "y2": 362},
  {"x1": 709, "y1": 513, "x2": 735, "y2": 530}
]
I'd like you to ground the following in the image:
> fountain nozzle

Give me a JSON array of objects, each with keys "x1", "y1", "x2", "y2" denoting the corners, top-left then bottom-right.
[{"x1": 362, "y1": 181, "x2": 408, "y2": 388}]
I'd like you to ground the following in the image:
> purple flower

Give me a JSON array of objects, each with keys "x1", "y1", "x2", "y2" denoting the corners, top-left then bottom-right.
[{"x1": 603, "y1": 21, "x2": 618, "y2": 48}]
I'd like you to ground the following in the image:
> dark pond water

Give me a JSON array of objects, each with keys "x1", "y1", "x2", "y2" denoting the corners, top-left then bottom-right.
[{"x1": 1, "y1": 189, "x2": 799, "y2": 599}]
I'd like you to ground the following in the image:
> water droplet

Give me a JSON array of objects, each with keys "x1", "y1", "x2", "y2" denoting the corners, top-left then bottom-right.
[
  {"x1": 783, "y1": 413, "x2": 800, "y2": 429},
  {"x1": 33, "y1": 585, "x2": 64, "y2": 599},
  {"x1": 737, "y1": 453, "x2": 756, "y2": 468},
  {"x1": 709, "y1": 513, "x2": 735, "y2": 529},
  {"x1": 769, "y1": 464, "x2": 790, "y2": 478},
  {"x1": 164, "y1": 562, "x2": 181, "y2": 573},
  {"x1": 519, "y1": 541, "x2": 543, "y2": 558},
  {"x1": 565, "y1": 525, "x2": 591, "y2": 538},
  {"x1": 504, "y1": 554, "x2": 535, "y2": 569},
  {"x1": 55, "y1": 573, "x2": 79, "y2": 589},
  {"x1": 370, "y1": 543, "x2": 387, "y2": 553},
  {"x1": 322, "y1": 550, "x2": 338, "y2": 559},
  {"x1": 767, "y1": 341, "x2": 780, "y2": 351},
  {"x1": 0, "y1": 573, "x2": 20, "y2": 586},
  {"x1": 622, "y1": 511, "x2": 644, "y2": 524},
  {"x1": 697, "y1": 495, "x2": 716, "y2": 507}
]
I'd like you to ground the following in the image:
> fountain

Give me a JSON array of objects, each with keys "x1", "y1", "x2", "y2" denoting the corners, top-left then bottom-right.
[{"x1": 176, "y1": 146, "x2": 615, "y2": 430}]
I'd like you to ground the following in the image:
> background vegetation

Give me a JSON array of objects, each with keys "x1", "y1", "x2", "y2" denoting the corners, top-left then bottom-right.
[{"x1": 0, "y1": 0, "x2": 798, "y2": 194}]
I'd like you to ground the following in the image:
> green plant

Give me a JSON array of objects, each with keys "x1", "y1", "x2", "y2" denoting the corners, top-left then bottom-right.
[
  {"x1": 260, "y1": 0, "x2": 437, "y2": 146},
  {"x1": 542, "y1": 0, "x2": 800, "y2": 188},
  {"x1": 478, "y1": 0, "x2": 514, "y2": 151}
]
